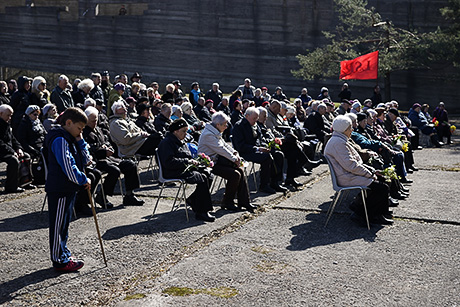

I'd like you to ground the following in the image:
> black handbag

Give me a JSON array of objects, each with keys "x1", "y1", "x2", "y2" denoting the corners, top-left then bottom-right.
[{"x1": 19, "y1": 159, "x2": 33, "y2": 186}]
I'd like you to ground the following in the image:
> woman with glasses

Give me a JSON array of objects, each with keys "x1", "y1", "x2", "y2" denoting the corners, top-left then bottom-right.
[
  {"x1": 30, "y1": 76, "x2": 49, "y2": 108},
  {"x1": 17, "y1": 105, "x2": 46, "y2": 159}
]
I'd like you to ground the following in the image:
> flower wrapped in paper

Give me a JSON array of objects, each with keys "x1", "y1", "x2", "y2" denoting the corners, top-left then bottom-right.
[{"x1": 380, "y1": 165, "x2": 401, "y2": 183}]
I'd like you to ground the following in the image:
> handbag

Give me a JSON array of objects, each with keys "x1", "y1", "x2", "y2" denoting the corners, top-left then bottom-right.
[{"x1": 19, "y1": 159, "x2": 34, "y2": 186}]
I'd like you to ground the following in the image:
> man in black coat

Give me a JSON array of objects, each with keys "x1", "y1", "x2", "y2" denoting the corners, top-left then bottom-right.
[
  {"x1": 0, "y1": 105, "x2": 34, "y2": 193},
  {"x1": 157, "y1": 119, "x2": 215, "y2": 222},
  {"x1": 232, "y1": 107, "x2": 286, "y2": 194},
  {"x1": 204, "y1": 83, "x2": 223, "y2": 108},
  {"x1": 193, "y1": 97, "x2": 212, "y2": 123},
  {"x1": 9, "y1": 75, "x2": 32, "y2": 134},
  {"x1": 83, "y1": 107, "x2": 143, "y2": 207},
  {"x1": 154, "y1": 103, "x2": 172, "y2": 136},
  {"x1": 135, "y1": 104, "x2": 164, "y2": 139},
  {"x1": 304, "y1": 103, "x2": 331, "y2": 144}
]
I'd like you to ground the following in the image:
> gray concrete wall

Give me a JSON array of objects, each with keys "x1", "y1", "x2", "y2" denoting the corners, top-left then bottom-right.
[{"x1": 0, "y1": 0, "x2": 457, "y2": 112}]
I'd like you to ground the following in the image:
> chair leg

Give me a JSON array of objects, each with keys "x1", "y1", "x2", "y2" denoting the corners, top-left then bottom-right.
[
  {"x1": 171, "y1": 182, "x2": 183, "y2": 212},
  {"x1": 118, "y1": 176, "x2": 124, "y2": 196},
  {"x1": 41, "y1": 194, "x2": 48, "y2": 214},
  {"x1": 182, "y1": 183, "x2": 189, "y2": 222},
  {"x1": 325, "y1": 190, "x2": 341, "y2": 227},
  {"x1": 99, "y1": 182, "x2": 107, "y2": 208},
  {"x1": 152, "y1": 184, "x2": 165, "y2": 217},
  {"x1": 361, "y1": 189, "x2": 370, "y2": 230}
]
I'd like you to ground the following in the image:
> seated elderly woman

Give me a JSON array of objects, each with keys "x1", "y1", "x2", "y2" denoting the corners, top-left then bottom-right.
[
  {"x1": 157, "y1": 118, "x2": 215, "y2": 222},
  {"x1": 408, "y1": 103, "x2": 442, "y2": 147},
  {"x1": 324, "y1": 115, "x2": 394, "y2": 226},
  {"x1": 198, "y1": 112, "x2": 255, "y2": 213},
  {"x1": 17, "y1": 105, "x2": 47, "y2": 159}
]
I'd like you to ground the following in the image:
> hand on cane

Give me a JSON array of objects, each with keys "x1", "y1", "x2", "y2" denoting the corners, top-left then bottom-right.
[{"x1": 83, "y1": 178, "x2": 91, "y2": 191}]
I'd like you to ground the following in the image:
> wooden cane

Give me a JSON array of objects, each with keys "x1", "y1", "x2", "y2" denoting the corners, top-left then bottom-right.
[{"x1": 86, "y1": 182, "x2": 108, "y2": 266}]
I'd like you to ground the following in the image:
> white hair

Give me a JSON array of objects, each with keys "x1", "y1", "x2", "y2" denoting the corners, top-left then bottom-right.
[
  {"x1": 84, "y1": 98, "x2": 96, "y2": 108},
  {"x1": 332, "y1": 115, "x2": 352, "y2": 133},
  {"x1": 0, "y1": 104, "x2": 13, "y2": 113},
  {"x1": 212, "y1": 111, "x2": 230, "y2": 125},
  {"x1": 85, "y1": 106, "x2": 99, "y2": 117},
  {"x1": 244, "y1": 106, "x2": 259, "y2": 117},
  {"x1": 317, "y1": 104, "x2": 327, "y2": 110},
  {"x1": 212, "y1": 82, "x2": 219, "y2": 88},
  {"x1": 257, "y1": 106, "x2": 267, "y2": 116},
  {"x1": 78, "y1": 78, "x2": 95, "y2": 92},
  {"x1": 345, "y1": 112, "x2": 357, "y2": 122},
  {"x1": 286, "y1": 106, "x2": 296, "y2": 114},
  {"x1": 181, "y1": 102, "x2": 193, "y2": 115},
  {"x1": 111, "y1": 100, "x2": 126, "y2": 114},
  {"x1": 31, "y1": 76, "x2": 46, "y2": 93},
  {"x1": 58, "y1": 74, "x2": 69, "y2": 82}
]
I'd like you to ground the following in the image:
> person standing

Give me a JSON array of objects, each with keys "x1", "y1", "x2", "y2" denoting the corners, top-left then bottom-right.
[{"x1": 44, "y1": 108, "x2": 92, "y2": 272}]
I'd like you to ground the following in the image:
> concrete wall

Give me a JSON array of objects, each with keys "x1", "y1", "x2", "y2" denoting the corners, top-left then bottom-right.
[{"x1": 0, "y1": 0, "x2": 457, "y2": 111}]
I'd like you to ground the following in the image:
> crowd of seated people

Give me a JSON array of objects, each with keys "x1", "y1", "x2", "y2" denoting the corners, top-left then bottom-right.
[{"x1": 0, "y1": 73, "x2": 454, "y2": 224}]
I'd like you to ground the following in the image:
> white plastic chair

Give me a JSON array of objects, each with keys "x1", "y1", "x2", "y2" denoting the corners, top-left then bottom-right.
[
  {"x1": 324, "y1": 155, "x2": 370, "y2": 230},
  {"x1": 152, "y1": 149, "x2": 190, "y2": 221}
]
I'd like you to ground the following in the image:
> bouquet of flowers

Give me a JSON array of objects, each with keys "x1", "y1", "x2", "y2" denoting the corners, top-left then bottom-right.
[
  {"x1": 432, "y1": 117, "x2": 439, "y2": 127},
  {"x1": 267, "y1": 138, "x2": 282, "y2": 150},
  {"x1": 380, "y1": 165, "x2": 401, "y2": 183},
  {"x1": 183, "y1": 152, "x2": 214, "y2": 173},
  {"x1": 451, "y1": 125, "x2": 456, "y2": 134},
  {"x1": 401, "y1": 142, "x2": 409, "y2": 153}
]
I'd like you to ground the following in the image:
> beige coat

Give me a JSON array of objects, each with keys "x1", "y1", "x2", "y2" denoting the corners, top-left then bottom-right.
[
  {"x1": 109, "y1": 115, "x2": 146, "y2": 157},
  {"x1": 198, "y1": 123, "x2": 237, "y2": 162},
  {"x1": 324, "y1": 131, "x2": 374, "y2": 187}
]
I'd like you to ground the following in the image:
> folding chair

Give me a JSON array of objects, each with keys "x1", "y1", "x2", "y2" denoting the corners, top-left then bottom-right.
[
  {"x1": 243, "y1": 161, "x2": 258, "y2": 192},
  {"x1": 323, "y1": 155, "x2": 370, "y2": 230},
  {"x1": 151, "y1": 149, "x2": 190, "y2": 221},
  {"x1": 135, "y1": 154, "x2": 158, "y2": 182}
]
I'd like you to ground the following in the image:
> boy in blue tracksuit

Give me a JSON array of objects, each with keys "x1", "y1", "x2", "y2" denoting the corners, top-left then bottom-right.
[{"x1": 44, "y1": 108, "x2": 92, "y2": 272}]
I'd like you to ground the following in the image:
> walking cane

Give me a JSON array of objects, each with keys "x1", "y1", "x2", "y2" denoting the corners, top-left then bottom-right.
[{"x1": 86, "y1": 178, "x2": 108, "y2": 266}]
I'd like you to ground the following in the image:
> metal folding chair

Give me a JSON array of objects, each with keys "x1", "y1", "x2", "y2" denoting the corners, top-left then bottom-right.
[
  {"x1": 323, "y1": 155, "x2": 370, "y2": 230},
  {"x1": 151, "y1": 149, "x2": 190, "y2": 221}
]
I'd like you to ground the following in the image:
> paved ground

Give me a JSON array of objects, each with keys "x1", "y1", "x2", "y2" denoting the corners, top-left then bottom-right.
[{"x1": 0, "y1": 135, "x2": 459, "y2": 306}]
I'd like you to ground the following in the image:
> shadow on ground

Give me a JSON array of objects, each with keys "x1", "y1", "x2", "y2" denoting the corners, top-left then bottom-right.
[
  {"x1": 287, "y1": 211, "x2": 383, "y2": 251},
  {"x1": 0, "y1": 211, "x2": 48, "y2": 232}
]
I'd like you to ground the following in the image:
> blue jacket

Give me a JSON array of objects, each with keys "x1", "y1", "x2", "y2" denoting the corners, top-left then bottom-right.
[
  {"x1": 351, "y1": 131, "x2": 382, "y2": 152},
  {"x1": 408, "y1": 108, "x2": 428, "y2": 129},
  {"x1": 44, "y1": 126, "x2": 91, "y2": 194}
]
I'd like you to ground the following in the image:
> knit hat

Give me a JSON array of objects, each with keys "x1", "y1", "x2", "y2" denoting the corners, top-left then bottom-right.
[
  {"x1": 356, "y1": 112, "x2": 367, "y2": 122},
  {"x1": 25, "y1": 105, "x2": 40, "y2": 115},
  {"x1": 332, "y1": 115, "x2": 352, "y2": 133},
  {"x1": 388, "y1": 108, "x2": 400, "y2": 117},
  {"x1": 42, "y1": 103, "x2": 55, "y2": 116},
  {"x1": 169, "y1": 118, "x2": 188, "y2": 132},
  {"x1": 412, "y1": 103, "x2": 422, "y2": 110},
  {"x1": 352, "y1": 101, "x2": 362, "y2": 109}
]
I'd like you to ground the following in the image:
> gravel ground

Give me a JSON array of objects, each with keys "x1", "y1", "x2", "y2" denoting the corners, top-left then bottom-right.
[{"x1": 0, "y1": 135, "x2": 459, "y2": 306}]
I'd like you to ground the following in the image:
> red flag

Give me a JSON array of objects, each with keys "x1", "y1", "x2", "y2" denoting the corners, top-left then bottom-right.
[{"x1": 340, "y1": 51, "x2": 379, "y2": 80}]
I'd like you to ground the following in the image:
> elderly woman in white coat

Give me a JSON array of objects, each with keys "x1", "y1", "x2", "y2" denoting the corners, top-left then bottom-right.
[
  {"x1": 198, "y1": 112, "x2": 256, "y2": 213},
  {"x1": 324, "y1": 115, "x2": 393, "y2": 226}
]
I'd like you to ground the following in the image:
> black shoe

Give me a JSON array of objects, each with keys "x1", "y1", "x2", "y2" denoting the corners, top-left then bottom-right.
[
  {"x1": 417, "y1": 146, "x2": 423, "y2": 150},
  {"x1": 270, "y1": 183, "x2": 288, "y2": 193},
  {"x1": 400, "y1": 178, "x2": 413, "y2": 184},
  {"x1": 123, "y1": 194, "x2": 144, "y2": 206},
  {"x1": 390, "y1": 192, "x2": 407, "y2": 200},
  {"x1": 259, "y1": 185, "x2": 276, "y2": 194},
  {"x1": 195, "y1": 211, "x2": 215, "y2": 222},
  {"x1": 23, "y1": 183, "x2": 37, "y2": 190},
  {"x1": 222, "y1": 203, "x2": 239, "y2": 212},
  {"x1": 285, "y1": 178, "x2": 302, "y2": 188},
  {"x1": 298, "y1": 168, "x2": 312, "y2": 176},
  {"x1": 407, "y1": 168, "x2": 413, "y2": 174},
  {"x1": 409, "y1": 166, "x2": 419, "y2": 171},
  {"x1": 239, "y1": 203, "x2": 257, "y2": 213},
  {"x1": 95, "y1": 193, "x2": 114, "y2": 209},
  {"x1": 370, "y1": 215, "x2": 394, "y2": 225},
  {"x1": 389, "y1": 197, "x2": 399, "y2": 207},
  {"x1": 4, "y1": 187, "x2": 25, "y2": 193}
]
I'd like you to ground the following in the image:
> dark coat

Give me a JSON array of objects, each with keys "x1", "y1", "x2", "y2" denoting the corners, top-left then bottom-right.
[
  {"x1": 193, "y1": 104, "x2": 212, "y2": 123},
  {"x1": 304, "y1": 111, "x2": 329, "y2": 140},
  {"x1": 216, "y1": 103, "x2": 231, "y2": 116},
  {"x1": 83, "y1": 125, "x2": 112, "y2": 162},
  {"x1": 0, "y1": 118, "x2": 23, "y2": 157},
  {"x1": 16, "y1": 115, "x2": 46, "y2": 157},
  {"x1": 232, "y1": 118, "x2": 263, "y2": 155},
  {"x1": 135, "y1": 116, "x2": 163, "y2": 138},
  {"x1": 50, "y1": 86, "x2": 74, "y2": 113},
  {"x1": 0, "y1": 92, "x2": 10, "y2": 105},
  {"x1": 230, "y1": 110, "x2": 243, "y2": 126},
  {"x1": 90, "y1": 85, "x2": 104, "y2": 102},
  {"x1": 29, "y1": 92, "x2": 47, "y2": 108},
  {"x1": 157, "y1": 132, "x2": 193, "y2": 179},
  {"x1": 9, "y1": 76, "x2": 32, "y2": 132},
  {"x1": 161, "y1": 91, "x2": 174, "y2": 103},
  {"x1": 153, "y1": 113, "x2": 171, "y2": 136},
  {"x1": 204, "y1": 89, "x2": 223, "y2": 108}
]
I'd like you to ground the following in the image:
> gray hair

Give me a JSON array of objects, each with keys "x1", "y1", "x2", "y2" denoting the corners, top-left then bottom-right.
[
  {"x1": 84, "y1": 98, "x2": 96, "y2": 108},
  {"x1": 0, "y1": 104, "x2": 13, "y2": 113},
  {"x1": 317, "y1": 103, "x2": 327, "y2": 111},
  {"x1": 78, "y1": 78, "x2": 95, "y2": 92},
  {"x1": 345, "y1": 112, "x2": 357, "y2": 122},
  {"x1": 212, "y1": 82, "x2": 219, "y2": 88},
  {"x1": 111, "y1": 100, "x2": 126, "y2": 114},
  {"x1": 85, "y1": 106, "x2": 99, "y2": 117},
  {"x1": 58, "y1": 74, "x2": 69, "y2": 82},
  {"x1": 0, "y1": 81, "x2": 7, "y2": 90},
  {"x1": 181, "y1": 102, "x2": 193, "y2": 115},
  {"x1": 212, "y1": 111, "x2": 230, "y2": 125},
  {"x1": 332, "y1": 115, "x2": 352, "y2": 133},
  {"x1": 286, "y1": 106, "x2": 296, "y2": 115},
  {"x1": 257, "y1": 106, "x2": 267, "y2": 116},
  {"x1": 31, "y1": 76, "x2": 46, "y2": 93},
  {"x1": 244, "y1": 106, "x2": 259, "y2": 117}
]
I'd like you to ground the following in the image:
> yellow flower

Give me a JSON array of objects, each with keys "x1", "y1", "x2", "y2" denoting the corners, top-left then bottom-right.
[{"x1": 451, "y1": 125, "x2": 456, "y2": 133}]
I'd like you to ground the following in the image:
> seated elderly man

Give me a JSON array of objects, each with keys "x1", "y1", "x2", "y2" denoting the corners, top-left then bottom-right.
[
  {"x1": 84, "y1": 106, "x2": 143, "y2": 207},
  {"x1": 109, "y1": 100, "x2": 163, "y2": 158},
  {"x1": 408, "y1": 103, "x2": 443, "y2": 147},
  {"x1": 154, "y1": 103, "x2": 172, "y2": 136},
  {"x1": 17, "y1": 105, "x2": 46, "y2": 159},
  {"x1": 198, "y1": 112, "x2": 255, "y2": 212},
  {"x1": 193, "y1": 97, "x2": 213, "y2": 123},
  {"x1": 232, "y1": 107, "x2": 286, "y2": 194},
  {"x1": 0, "y1": 105, "x2": 36, "y2": 193},
  {"x1": 157, "y1": 119, "x2": 215, "y2": 222},
  {"x1": 304, "y1": 103, "x2": 331, "y2": 144},
  {"x1": 324, "y1": 115, "x2": 394, "y2": 226}
]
